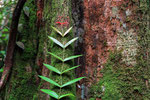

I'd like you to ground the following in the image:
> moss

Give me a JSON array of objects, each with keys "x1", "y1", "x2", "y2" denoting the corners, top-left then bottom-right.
[
  {"x1": 89, "y1": 51, "x2": 123, "y2": 100},
  {"x1": 36, "y1": 0, "x2": 76, "y2": 99},
  {"x1": 21, "y1": 46, "x2": 36, "y2": 60},
  {"x1": 5, "y1": 54, "x2": 38, "y2": 100},
  {"x1": 89, "y1": 31, "x2": 150, "y2": 99},
  {"x1": 41, "y1": 0, "x2": 76, "y2": 99},
  {"x1": 4, "y1": 0, "x2": 38, "y2": 99}
]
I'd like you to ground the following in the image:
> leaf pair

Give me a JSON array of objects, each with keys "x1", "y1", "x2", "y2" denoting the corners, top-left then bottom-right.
[
  {"x1": 41, "y1": 89, "x2": 74, "y2": 99},
  {"x1": 52, "y1": 26, "x2": 72, "y2": 37},
  {"x1": 39, "y1": 26, "x2": 85, "y2": 99},
  {"x1": 39, "y1": 75, "x2": 85, "y2": 88},
  {"x1": 43, "y1": 63, "x2": 80, "y2": 74},
  {"x1": 48, "y1": 36, "x2": 78, "y2": 49},
  {"x1": 48, "y1": 52, "x2": 82, "y2": 62}
]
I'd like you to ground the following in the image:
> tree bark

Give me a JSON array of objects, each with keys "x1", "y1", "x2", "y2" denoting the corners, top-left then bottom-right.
[
  {"x1": 1, "y1": 0, "x2": 149, "y2": 100},
  {"x1": 75, "y1": 0, "x2": 138, "y2": 99}
]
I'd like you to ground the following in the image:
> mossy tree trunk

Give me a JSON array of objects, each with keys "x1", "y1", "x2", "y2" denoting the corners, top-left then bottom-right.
[
  {"x1": 73, "y1": 0, "x2": 150, "y2": 100},
  {"x1": 0, "y1": 0, "x2": 48, "y2": 99},
  {"x1": 37, "y1": 0, "x2": 75, "y2": 99},
  {"x1": 3, "y1": 0, "x2": 38, "y2": 99},
  {"x1": 1, "y1": 0, "x2": 76, "y2": 100},
  {"x1": 1, "y1": 0, "x2": 149, "y2": 100},
  {"x1": 77, "y1": 0, "x2": 150, "y2": 100},
  {"x1": 44, "y1": 0, "x2": 76, "y2": 100}
]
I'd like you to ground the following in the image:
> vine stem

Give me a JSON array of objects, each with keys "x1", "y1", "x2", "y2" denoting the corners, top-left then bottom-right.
[{"x1": 59, "y1": 41, "x2": 65, "y2": 98}]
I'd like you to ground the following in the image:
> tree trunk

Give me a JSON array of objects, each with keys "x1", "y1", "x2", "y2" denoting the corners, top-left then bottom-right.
[
  {"x1": 1, "y1": 0, "x2": 150, "y2": 100},
  {"x1": 3, "y1": 0, "x2": 39, "y2": 99},
  {"x1": 45, "y1": 0, "x2": 76, "y2": 99},
  {"x1": 1, "y1": 0, "x2": 76, "y2": 99},
  {"x1": 76, "y1": 0, "x2": 150, "y2": 100}
]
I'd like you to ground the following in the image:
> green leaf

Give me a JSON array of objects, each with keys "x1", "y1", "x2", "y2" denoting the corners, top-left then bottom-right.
[
  {"x1": 48, "y1": 36, "x2": 64, "y2": 48},
  {"x1": 43, "y1": 63, "x2": 61, "y2": 74},
  {"x1": 48, "y1": 52, "x2": 63, "y2": 61},
  {"x1": 64, "y1": 55, "x2": 82, "y2": 62},
  {"x1": 51, "y1": 26, "x2": 63, "y2": 36},
  {"x1": 39, "y1": 76, "x2": 61, "y2": 87},
  {"x1": 61, "y1": 77, "x2": 85, "y2": 88},
  {"x1": 0, "y1": 51, "x2": 5, "y2": 56},
  {"x1": 62, "y1": 65, "x2": 80, "y2": 74},
  {"x1": 0, "y1": 68, "x2": 3, "y2": 73},
  {"x1": 59, "y1": 93, "x2": 75, "y2": 99},
  {"x1": 23, "y1": 6, "x2": 30, "y2": 17},
  {"x1": 64, "y1": 37, "x2": 78, "y2": 48},
  {"x1": 63, "y1": 26, "x2": 73, "y2": 37},
  {"x1": 16, "y1": 41, "x2": 25, "y2": 50},
  {"x1": 41, "y1": 89, "x2": 59, "y2": 99}
]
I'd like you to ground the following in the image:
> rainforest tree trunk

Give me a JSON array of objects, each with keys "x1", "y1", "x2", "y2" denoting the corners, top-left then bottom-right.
[
  {"x1": 3, "y1": 0, "x2": 38, "y2": 99},
  {"x1": 1, "y1": 0, "x2": 75, "y2": 99},
  {"x1": 0, "y1": 0, "x2": 150, "y2": 100}
]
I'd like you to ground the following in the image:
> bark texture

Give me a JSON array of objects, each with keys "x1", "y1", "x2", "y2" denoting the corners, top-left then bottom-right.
[
  {"x1": 1, "y1": 0, "x2": 149, "y2": 100},
  {"x1": 36, "y1": 0, "x2": 50, "y2": 99},
  {"x1": 74, "y1": 0, "x2": 138, "y2": 99}
]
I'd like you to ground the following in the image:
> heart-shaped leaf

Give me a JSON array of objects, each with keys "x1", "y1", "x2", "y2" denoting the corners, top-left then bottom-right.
[
  {"x1": 48, "y1": 36, "x2": 64, "y2": 48},
  {"x1": 62, "y1": 65, "x2": 80, "y2": 74},
  {"x1": 61, "y1": 77, "x2": 85, "y2": 88},
  {"x1": 44, "y1": 63, "x2": 61, "y2": 74},
  {"x1": 41, "y1": 89, "x2": 59, "y2": 99},
  {"x1": 52, "y1": 26, "x2": 63, "y2": 36},
  {"x1": 64, "y1": 37, "x2": 78, "y2": 48},
  {"x1": 39, "y1": 76, "x2": 61, "y2": 87},
  {"x1": 48, "y1": 52, "x2": 63, "y2": 62},
  {"x1": 64, "y1": 55, "x2": 82, "y2": 62},
  {"x1": 59, "y1": 93, "x2": 75, "y2": 99},
  {"x1": 63, "y1": 26, "x2": 73, "y2": 37}
]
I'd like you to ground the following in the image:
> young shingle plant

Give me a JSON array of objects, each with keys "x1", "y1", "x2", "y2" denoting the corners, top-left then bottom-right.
[{"x1": 39, "y1": 26, "x2": 84, "y2": 100}]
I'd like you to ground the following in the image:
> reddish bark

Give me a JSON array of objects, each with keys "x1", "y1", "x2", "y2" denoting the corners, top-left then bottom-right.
[
  {"x1": 0, "y1": 0, "x2": 26, "y2": 90},
  {"x1": 36, "y1": 0, "x2": 44, "y2": 76},
  {"x1": 82, "y1": 0, "x2": 131, "y2": 84},
  {"x1": 78, "y1": 0, "x2": 131, "y2": 99},
  {"x1": 36, "y1": 0, "x2": 50, "y2": 99},
  {"x1": 83, "y1": 0, "x2": 111, "y2": 87},
  {"x1": 36, "y1": 0, "x2": 44, "y2": 28}
]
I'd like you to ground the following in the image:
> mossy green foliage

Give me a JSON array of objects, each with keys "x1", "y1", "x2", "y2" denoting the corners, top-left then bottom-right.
[
  {"x1": 89, "y1": 51, "x2": 122, "y2": 100},
  {"x1": 43, "y1": 0, "x2": 76, "y2": 99},
  {"x1": 4, "y1": 0, "x2": 38, "y2": 99},
  {"x1": 90, "y1": 50, "x2": 150, "y2": 100}
]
